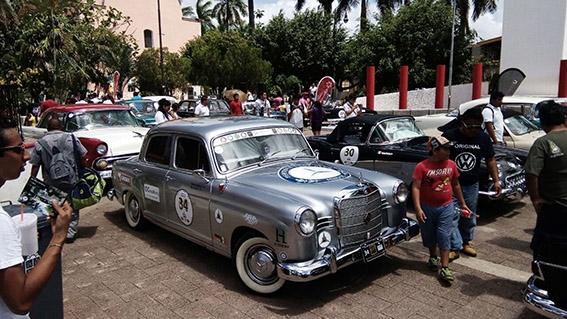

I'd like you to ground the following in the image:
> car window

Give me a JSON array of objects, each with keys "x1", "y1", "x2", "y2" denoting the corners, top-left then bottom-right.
[
  {"x1": 378, "y1": 118, "x2": 424, "y2": 142},
  {"x1": 179, "y1": 101, "x2": 196, "y2": 112},
  {"x1": 175, "y1": 137, "x2": 210, "y2": 172},
  {"x1": 37, "y1": 111, "x2": 65, "y2": 129},
  {"x1": 145, "y1": 135, "x2": 172, "y2": 165},
  {"x1": 504, "y1": 114, "x2": 539, "y2": 135}
]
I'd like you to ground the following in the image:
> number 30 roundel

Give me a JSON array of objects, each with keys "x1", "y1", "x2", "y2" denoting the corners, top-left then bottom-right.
[{"x1": 340, "y1": 146, "x2": 359, "y2": 165}]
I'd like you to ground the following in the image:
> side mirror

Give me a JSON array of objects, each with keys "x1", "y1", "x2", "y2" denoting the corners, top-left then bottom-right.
[{"x1": 192, "y1": 169, "x2": 210, "y2": 183}]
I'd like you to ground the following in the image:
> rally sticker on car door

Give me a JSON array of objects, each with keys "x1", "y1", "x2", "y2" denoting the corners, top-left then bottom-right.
[
  {"x1": 144, "y1": 184, "x2": 160, "y2": 202},
  {"x1": 340, "y1": 146, "x2": 359, "y2": 165},
  {"x1": 175, "y1": 190, "x2": 194, "y2": 225}
]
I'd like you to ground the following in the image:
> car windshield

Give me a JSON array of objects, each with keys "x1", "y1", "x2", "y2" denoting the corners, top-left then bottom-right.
[
  {"x1": 123, "y1": 100, "x2": 156, "y2": 116},
  {"x1": 504, "y1": 114, "x2": 540, "y2": 135},
  {"x1": 377, "y1": 117, "x2": 425, "y2": 142},
  {"x1": 65, "y1": 110, "x2": 140, "y2": 131},
  {"x1": 212, "y1": 127, "x2": 313, "y2": 172}
]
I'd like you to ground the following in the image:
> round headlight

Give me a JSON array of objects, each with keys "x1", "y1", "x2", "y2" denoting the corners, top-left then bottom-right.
[
  {"x1": 393, "y1": 181, "x2": 408, "y2": 204},
  {"x1": 96, "y1": 143, "x2": 108, "y2": 155},
  {"x1": 294, "y1": 209, "x2": 316, "y2": 237}
]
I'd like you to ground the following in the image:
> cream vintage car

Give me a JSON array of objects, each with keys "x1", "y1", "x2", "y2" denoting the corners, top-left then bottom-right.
[
  {"x1": 109, "y1": 116, "x2": 419, "y2": 294},
  {"x1": 414, "y1": 96, "x2": 546, "y2": 150}
]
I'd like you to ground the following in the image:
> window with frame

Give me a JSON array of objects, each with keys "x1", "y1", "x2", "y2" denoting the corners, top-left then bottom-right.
[
  {"x1": 145, "y1": 135, "x2": 171, "y2": 165},
  {"x1": 144, "y1": 30, "x2": 153, "y2": 48},
  {"x1": 175, "y1": 137, "x2": 210, "y2": 172}
]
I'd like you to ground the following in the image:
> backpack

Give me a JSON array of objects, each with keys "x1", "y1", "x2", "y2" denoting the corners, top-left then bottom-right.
[
  {"x1": 71, "y1": 168, "x2": 106, "y2": 210},
  {"x1": 37, "y1": 134, "x2": 77, "y2": 192}
]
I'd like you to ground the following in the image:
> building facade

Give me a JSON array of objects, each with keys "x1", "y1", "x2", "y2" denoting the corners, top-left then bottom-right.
[{"x1": 96, "y1": 0, "x2": 201, "y2": 53}]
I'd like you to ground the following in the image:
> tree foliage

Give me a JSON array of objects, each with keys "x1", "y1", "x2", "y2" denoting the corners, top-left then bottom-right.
[
  {"x1": 253, "y1": 10, "x2": 348, "y2": 93},
  {"x1": 182, "y1": 30, "x2": 271, "y2": 91},
  {"x1": 133, "y1": 48, "x2": 191, "y2": 96},
  {"x1": 0, "y1": 0, "x2": 137, "y2": 101},
  {"x1": 344, "y1": 0, "x2": 473, "y2": 92}
]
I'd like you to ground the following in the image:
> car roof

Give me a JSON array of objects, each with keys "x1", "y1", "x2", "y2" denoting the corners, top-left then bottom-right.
[
  {"x1": 46, "y1": 104, "x2": 129, "y2": 112},
  {"x1": 149, "y1": 116, "x2": 297, "y2": 141},
  {"x1": 327, "y1": 114, "x2": 415, "y2": 143},
  {"x1": 458, "y1": 96, "x2": 564, "y2": 112}
]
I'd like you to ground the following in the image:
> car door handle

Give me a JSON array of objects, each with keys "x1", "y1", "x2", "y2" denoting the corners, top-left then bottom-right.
[
  {"x1": 165, "y1": 176, "x2": 174, "y2": 181},
  {"x1": 132, "y1": 168, "x2": 142, "y2": 174}
]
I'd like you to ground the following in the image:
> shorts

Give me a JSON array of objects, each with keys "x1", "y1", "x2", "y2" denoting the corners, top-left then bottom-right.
[
  {"x1": 419, "y1": 202, "x2": 454, "y2": 250},
  {"x1": 311, "y1": 121, "x2": 322, "y2": 132}
]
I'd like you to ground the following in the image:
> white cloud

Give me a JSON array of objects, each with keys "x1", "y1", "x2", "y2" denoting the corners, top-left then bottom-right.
[{"x1": 181, "y1": 0, "x2": 502, "y2": 40}]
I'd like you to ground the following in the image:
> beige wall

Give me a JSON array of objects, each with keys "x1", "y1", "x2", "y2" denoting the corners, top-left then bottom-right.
[{"x1": 97, "y1": 0, "x2": 201, "y2": 53}]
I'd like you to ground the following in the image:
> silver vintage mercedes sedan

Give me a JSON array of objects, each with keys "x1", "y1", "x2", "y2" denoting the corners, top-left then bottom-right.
[{"x1": 109, "y1": 116, "x2": 419, "y2": 294}]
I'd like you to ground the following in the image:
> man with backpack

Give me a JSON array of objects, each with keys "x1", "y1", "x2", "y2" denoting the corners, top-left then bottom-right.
[
  {"x1": 483, "y1": 91, "x2": 506, "y2": 145},
  {"x1": 30, "y1": 118, "x2": 87, "y2": 243}
]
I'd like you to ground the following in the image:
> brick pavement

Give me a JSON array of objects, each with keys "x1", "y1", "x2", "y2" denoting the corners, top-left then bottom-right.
[{"x1": 60, "y1": 198, "x2": 545, "y2": 319}]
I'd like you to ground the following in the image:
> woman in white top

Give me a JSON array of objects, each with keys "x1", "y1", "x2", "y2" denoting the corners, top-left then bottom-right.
[{"x1": 154, "y1": 98, "x2": 172, "y2": 124}]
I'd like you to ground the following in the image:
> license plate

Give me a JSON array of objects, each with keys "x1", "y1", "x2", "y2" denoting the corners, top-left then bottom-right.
[
  {"x1": 99, "y1": 170, "x2": 112, "y2": 179},
  {"x1": 361, "y1": 238, "x2": 385, "y2": 263}
]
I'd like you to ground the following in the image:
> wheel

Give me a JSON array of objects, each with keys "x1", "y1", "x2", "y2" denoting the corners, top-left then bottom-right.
[
  {"x1": 234, "y1": 235, "x2": 285, "y2": 294},
  {"x1": 125, "y1": 193, "x2": 147, "y2": 230}
]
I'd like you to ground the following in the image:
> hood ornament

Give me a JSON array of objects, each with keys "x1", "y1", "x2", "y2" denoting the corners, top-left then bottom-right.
[{"x1": 357, "y1": 172, "x2": 364, "y2": 187}]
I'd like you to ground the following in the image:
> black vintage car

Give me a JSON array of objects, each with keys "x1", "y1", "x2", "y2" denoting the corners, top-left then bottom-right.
[{"x1": 307, "y1": 114, "x2": 528, "y2": 201}]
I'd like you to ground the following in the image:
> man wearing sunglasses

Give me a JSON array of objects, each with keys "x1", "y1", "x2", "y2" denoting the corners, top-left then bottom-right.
[
  {"x1": 0, "y1": 117, "x2": 73, "y2": 317},
  {"x1": 442, "y1": 108, "x2": 502, "y2": 261}
]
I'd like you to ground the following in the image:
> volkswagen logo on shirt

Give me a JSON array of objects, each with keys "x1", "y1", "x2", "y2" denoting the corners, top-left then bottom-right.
[{"x1": 455, "y1": 152, "x2": 476, "y2": 172}]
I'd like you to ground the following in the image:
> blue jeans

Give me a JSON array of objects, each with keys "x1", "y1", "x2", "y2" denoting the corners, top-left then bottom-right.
[
  {"x1": 419, "y1": 202, "x2": 454, "y2": 251},
  {"x1": 450, "y1": 183, "x2": 478, "y2": 251},
  {"x1": 67, "y1": 208, "x2": 79, "y2": 239}
]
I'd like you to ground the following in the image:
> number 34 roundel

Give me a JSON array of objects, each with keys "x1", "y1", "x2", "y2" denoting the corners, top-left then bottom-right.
[{"x1": 339, "y1": 146, "x2": 359, "y2": 166}]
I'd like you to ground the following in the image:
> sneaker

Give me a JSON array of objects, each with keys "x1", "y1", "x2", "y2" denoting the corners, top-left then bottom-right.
[
  {"x1": 427, "y1": 256, "x2": 440, "y2": 271},
  {"x1": 449, "y1": 251, "x2": 460, "y2": 262},
  {"x1": 462, "y1": 243, "x2": 477, "y2": 257},
  {"x1": 440, "y1": 267, "x2": 454, "y2": 282}
]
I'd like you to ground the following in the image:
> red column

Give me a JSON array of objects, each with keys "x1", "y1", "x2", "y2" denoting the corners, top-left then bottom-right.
[
  {"x1": 472, "y1": 63, "x2": 483, "y2": 99},
  {"x1": 435, "y1": 65, "x2": 445, "y2": 109},
  {"x1": 399, "y1": 65, "x2": 408, "y2": 110},
  {"x1": 559, "y1": 60, "x2": 567, "y2": 97},
  {"x1": 366, "y1": 66, "x2": 375, "y2": 110}
]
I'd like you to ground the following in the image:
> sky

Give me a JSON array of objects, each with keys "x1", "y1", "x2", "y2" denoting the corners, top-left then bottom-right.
[{"x1": 180, "y1": 0, "x2": 503, "y2": 41}]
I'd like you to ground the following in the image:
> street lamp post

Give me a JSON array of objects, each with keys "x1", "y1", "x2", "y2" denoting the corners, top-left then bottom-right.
[
  {"x1": 157, "y1": 0, "x2": 165, "y2": 94},
  {"x1": 447, "y1": 0, "x2": 456, "y2": 109}
]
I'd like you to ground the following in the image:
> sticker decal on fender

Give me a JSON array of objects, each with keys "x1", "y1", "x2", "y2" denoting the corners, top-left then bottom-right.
[
  {"x1": 340, "y1": 146, "x2": 359, "y2": 165},
  {"x1": 174, "y1": 190, "x2": 194, "y2": 225},
  {"x1": 143, "y1": 184, "x2": 160, "y2": 202}
]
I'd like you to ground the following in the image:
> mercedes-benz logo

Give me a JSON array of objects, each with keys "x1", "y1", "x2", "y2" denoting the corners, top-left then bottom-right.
[{"x1": 363, "y1": 213, "x2": 372, "y2": 225}]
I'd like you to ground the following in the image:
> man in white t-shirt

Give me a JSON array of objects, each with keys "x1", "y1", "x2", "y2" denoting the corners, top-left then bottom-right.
[
  {"x1": 482, "y1": 91, "x2": 506, "y2": 145},
  {"x1": 343, "y1": 93, "x2": 362, "y2": 119},
  {"x1": 0, "y1": 117, "x2": 73, "y2": 318},
  {"x1": 194, "y1": 96, "x2": 210, "y2": 117},
  {"x1": 254, "y1": 92, "x2": 271, "y2": 117},
  {"x1": 286, "y1": 94, "x2": 307, "y2": 131}
]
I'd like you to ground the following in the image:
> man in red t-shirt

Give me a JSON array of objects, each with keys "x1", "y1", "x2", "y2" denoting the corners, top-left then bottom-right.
[
  {"x1": 412, "y1": 136, "x2": 469, "y2": 283},
  {"x1": 229, "y1": 93, "x2": 243, "y2": 115},
  {"x1": 40, "y1": 95, "x2": 58, "y2": 114}
]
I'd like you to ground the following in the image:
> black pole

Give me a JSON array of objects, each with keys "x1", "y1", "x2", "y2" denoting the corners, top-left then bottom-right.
[{"x1": 157, "y1": 0, "x2": 165, "y2": 94}]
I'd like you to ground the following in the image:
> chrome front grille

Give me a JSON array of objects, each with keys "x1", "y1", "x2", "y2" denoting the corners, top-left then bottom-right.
[
  {"x1": 505, "y1": 170, "x2": 526, "y2": 190},
  {"x1": 336, "y1": 188, "x2": 386, "y2": 247}
]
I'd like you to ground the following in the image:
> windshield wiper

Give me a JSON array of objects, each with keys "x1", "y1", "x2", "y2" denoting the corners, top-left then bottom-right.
[
  {"x1": 292, "y1": 148, "x2": 312, "y2": 160},
  {"x1": 259, "y1": 150, "x2": 282, "y2": 165}
]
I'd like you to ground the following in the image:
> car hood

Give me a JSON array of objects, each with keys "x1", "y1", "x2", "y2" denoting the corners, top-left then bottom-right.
[
  {"x1": 230, "y1": 160, "x2": 398, "y2": 208},
  {"x1": 76, "y1": 126, "x2": 149, "y2": 156}
]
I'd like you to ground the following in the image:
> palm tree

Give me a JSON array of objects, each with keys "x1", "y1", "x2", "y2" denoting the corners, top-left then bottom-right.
[
  {"x1": 296, "y1": 0, "x2": 334, "y2": 14},
  {"x1": 178, "y1": 0, "x2": 195, "y2": 18},
  {"x1": 451, "y1": 0, "x2": 497, "y2": 34},
  {"x1": 248, "y1": 0, "x2": 254, "y2": 31},
  {"x1": 195, "y1": 0, "x2": 215, "y2": 35},
  {"x1": 212, "y1": 0, "x2": 248, "y2": 32}
]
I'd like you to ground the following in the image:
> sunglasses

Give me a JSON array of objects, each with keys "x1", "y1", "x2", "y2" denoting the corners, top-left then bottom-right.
[
  {"x1": 462, "y1": 122, "x2": 482, "y2": 130},
  {"x1": 0, "y1": 143, "x2": 26, "y2": 158}
]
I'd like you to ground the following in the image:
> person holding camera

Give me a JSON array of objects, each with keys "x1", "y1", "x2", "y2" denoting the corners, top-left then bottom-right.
[
  {"x1": 344, "y1": 93, "x2": 362, "y2": 119},
  {"x1": 287, "y1": 94, "x2": 307, "y2": 131},
  {"x1": 0, "y1": 117, "x2": 73, "y2": 318}
]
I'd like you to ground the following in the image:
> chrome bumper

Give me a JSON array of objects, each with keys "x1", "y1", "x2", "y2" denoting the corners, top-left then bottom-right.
[
  {"x1": 523, "y1": 275, "x2": 567, "y2": 319},
  {"x1": 277, "y1": 218, "x2": 419, "y2": 282}
]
